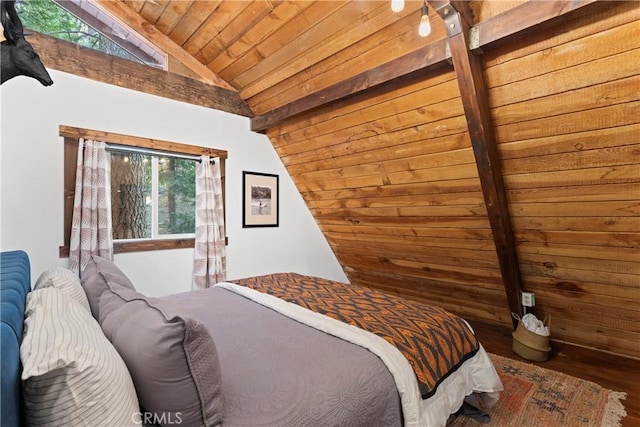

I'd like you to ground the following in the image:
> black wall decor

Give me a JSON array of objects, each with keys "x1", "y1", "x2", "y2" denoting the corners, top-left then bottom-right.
[{"x1": 1, "y1": 1, "x2": 53, "y2": 86}]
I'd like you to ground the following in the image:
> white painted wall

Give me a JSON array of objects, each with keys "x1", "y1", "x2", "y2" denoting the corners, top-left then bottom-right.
[{"x1": 0, "y1": 70, "x2": 347, "y2": 296}]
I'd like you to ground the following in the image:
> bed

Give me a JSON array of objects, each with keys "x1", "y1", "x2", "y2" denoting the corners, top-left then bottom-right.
[{"x1": 2, "y1": 252, "x2": 503, "y2": 427}]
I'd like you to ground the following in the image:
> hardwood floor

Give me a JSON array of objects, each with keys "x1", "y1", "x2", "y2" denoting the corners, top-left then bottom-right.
[{"x1": 468, "y1": 321, "x2": 640, "y2": 427}]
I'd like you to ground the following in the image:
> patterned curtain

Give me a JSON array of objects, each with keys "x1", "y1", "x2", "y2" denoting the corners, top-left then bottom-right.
[
  {"x1": 68, "y1": 139, "x2": 113, "y2": 275},
  {"x1": 193, "y1": 156, "x2": 226, "y2": 290}
]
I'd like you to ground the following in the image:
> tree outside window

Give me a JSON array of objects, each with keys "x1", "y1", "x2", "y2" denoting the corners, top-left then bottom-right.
[{"x1": 110, "y1": 153, "x2": 196, "y2": 240}]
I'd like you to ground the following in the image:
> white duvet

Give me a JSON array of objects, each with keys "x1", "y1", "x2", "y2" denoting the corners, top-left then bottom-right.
[{"x1": 216, "y1": 282, "x2": 503, "y2": 427}]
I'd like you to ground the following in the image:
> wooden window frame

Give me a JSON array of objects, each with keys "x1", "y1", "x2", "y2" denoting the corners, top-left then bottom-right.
[{"x1": 59, "y1": 125, "x2": 227, "y2": 257}]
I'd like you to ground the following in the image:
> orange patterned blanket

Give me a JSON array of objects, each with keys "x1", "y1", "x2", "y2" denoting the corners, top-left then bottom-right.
[{"x1": 233, "y1": 273, "x2": 479, "y2": 398}]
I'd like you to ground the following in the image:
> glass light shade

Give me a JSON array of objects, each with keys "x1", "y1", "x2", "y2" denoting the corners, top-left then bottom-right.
[
  {"x1": 391, "y1": 0, "x2": 404, "y2": 13},
  {"x1": 418, "y1": 12, "x2": 431, "y2": 37}
]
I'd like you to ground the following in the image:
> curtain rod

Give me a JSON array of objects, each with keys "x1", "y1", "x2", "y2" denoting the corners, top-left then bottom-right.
[{"x1": 105, "y1": 143, "x2": 215, "y2": 163}]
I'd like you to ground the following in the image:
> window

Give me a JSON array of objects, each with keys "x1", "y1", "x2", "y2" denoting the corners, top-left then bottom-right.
[
  {"x1": 59, "y1": 126, "x2": 227, "y2": 256},
  {"x1": 17, "y1": 0, "x2": 165, "y2": 69},
  {"x1": 110, "y1": 152, "x2": 196, "y2": 240}
]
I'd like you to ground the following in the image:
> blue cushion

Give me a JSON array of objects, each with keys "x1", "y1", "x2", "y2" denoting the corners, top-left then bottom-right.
[
  {"x1": 1, "y1": 323, "x2": 21, "y2": 427},
  {"x1": 1, "y1": 250, "x2": 31, "y2": 427},
  {"x1": 1, "y1": 285, "x2": 27, "y2": 340}
]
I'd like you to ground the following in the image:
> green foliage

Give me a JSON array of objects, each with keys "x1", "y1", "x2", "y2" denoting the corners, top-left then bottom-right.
[
  {"x1": 16, "y1": 0, "x2": 139, "y2": 61},
  {"x1": 18, "y1": 0, "x2": 81, "y2": 40},
  {"x1": 158, "y1": 158, "x2": 196, "y2": 235}
]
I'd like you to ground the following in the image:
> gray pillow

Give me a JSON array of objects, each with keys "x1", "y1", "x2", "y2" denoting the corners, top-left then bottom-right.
[
  {"x1": 99, "y1": 285, "x2": 223, "y2": 427},
  {"x1": 81, "y1": 255, "x2": 136, "y2": 319}
]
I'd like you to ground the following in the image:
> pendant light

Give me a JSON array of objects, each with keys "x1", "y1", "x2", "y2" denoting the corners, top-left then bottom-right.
[
  {"x1": 418, "y1": 0, "x2": 431, "y2": 37},
  {"x1": 391, "y1": 0, "x2": 405, "y2": 13}
]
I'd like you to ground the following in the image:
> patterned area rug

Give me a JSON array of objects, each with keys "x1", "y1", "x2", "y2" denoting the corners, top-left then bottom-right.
[{"x1": 448, "y1": 353, "x2": 627, "y2": 427}]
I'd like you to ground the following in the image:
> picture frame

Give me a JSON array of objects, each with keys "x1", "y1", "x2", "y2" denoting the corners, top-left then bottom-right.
[{"x1": 242, "y1": 171, "x2": 279, "y2": 228}]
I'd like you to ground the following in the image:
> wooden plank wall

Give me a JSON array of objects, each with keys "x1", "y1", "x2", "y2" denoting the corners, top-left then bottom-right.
[
  {"x1": 271, "y1": 68, "x2": 511, "y2": 325},
  {"x1": 485, "y1": 2, "x2": 640, "y2": 356},
  {"x1": 266, "y1": 1, "x2": 639, "y2": 358}
]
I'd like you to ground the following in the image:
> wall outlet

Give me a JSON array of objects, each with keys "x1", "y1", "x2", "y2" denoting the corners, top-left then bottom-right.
[{"x1": 521, "y1": 292, "x2": 535, "y2": 307}]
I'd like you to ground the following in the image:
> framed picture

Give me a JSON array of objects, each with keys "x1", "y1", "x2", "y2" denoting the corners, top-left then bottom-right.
[{"x1": 242, "y1": 171, "x2": 279, "y2": 228}]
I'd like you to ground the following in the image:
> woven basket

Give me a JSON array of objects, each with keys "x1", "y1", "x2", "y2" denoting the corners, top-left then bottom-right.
[{"x1": 512, "y1": 313, "x2": 551, "y2": 362}]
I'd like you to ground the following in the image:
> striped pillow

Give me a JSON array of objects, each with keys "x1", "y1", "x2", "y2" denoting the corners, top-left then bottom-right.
[
  {"x1": 20, "y1": 287, "x2": 139, "y2": 426},
  {"x1": 34, "y1": 266, "x2": 91, "y2": 312}
]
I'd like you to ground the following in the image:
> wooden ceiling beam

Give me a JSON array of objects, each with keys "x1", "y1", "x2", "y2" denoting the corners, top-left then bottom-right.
[
  {"x1": 29, "y1": 32, "x2": 251, "y2": 117},
  {"x1": 432, "y1": 0, "x2": 523, "y2": 327},
  {"x1": 250, "y1": 39, "x2": 451, "y2": 133},
  {"x1": 94, "y1": 0, "x2": 236, "y2": 91},
  {"x1": 252, "y1": 0, "x2": 599, "y2": 132},
  {"x1": 470, "y1": 0, "x2": 599, "y2": 51}
]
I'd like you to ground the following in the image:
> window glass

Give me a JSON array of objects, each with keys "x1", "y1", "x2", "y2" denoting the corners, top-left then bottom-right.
[
  {"x1": 158, "y1": 157, "x2": 196, "y2": 236},
  {"x1": 17, "y1": 0, "x2": 165, "y2": 68},
  {"x1": 111, "y1": 152, "x2": 152, "y2": 239},
  {"x1": 111, "y1": 153, "x2": 196, "y2": 240}
]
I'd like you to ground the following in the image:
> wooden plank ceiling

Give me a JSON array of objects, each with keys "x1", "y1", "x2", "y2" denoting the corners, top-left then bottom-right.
[{"x1": 41, "y1": 0, "x2": 638, "y2": 358}]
